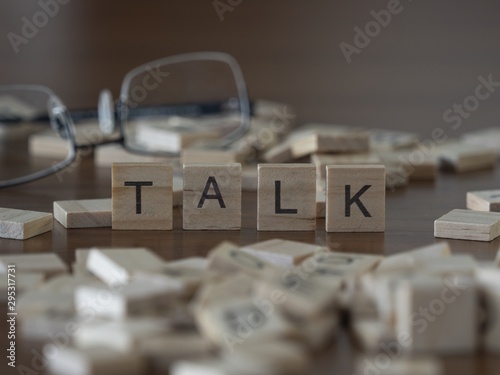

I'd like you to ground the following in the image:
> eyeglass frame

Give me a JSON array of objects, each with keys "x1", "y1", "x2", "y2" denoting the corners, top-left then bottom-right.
[{"x1": 0, "y1": 52, "x2": 251, "y2": 188}]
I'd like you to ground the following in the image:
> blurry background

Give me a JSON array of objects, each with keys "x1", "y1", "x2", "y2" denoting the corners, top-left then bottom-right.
[{"x1": 0, "y1": 0, "x2": 499, "y2": 136}]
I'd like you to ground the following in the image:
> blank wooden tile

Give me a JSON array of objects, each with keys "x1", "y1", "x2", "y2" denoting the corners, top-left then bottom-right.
[
  {"x1": 290, "y1": 127, "x2": 370, "y2": 158},
  {"x1": 171, "y1": 358, "x2": 276, "y2": 375},
  {"x1": 54, "y1": 198, "x2": 111, "y2": 228},
  {"x1": 95, "y1": 144, "x2": 168, "y2": 167},
  {"x1": 355, "y1": 356, "x2": 442, "y2": 375},
  {"x1": 476, "y1": 267, "x2": 500, "y2": 353},
  {"x1": 436, "y1": 142, "x2": 496, "y2": 173},
  {"x1": 0, "y1": 253, "x2": 67, "y2": 277},
  {"x1": 376, "y1": 242, "x2": 451, "y2": 274},
  {"x1": 326, "y1": 165, "x2": 385, "y2": 232},
  {"x1": 262, "y1": 141, "x2": 294, "y2": 163},
  {"x1": 311, "y1": 153, "x2": 381, "y2": 180},
  {"x1": 377, "y1": 149, "x2": 437, "y2": 181},
  {"x1": 112, "y1": 163, "x2": 173, "y2": 230},
  {"x1": 181, "y1": 140, "x2": 245, "y2": 164},
  {"x1": 75, "y1": 277, "x2": 177, "y2": 319},
  {"x1": 240, "y1": 239, "x2": 321, "y2": 268},
  {"x1": 434, "y1": 209, "x2": 500, "y2": 241},
  {"x1": 310, "y1": 251, "x2": 383, "y2": 279},
  {"x1": 258, "y1": 164, "x2": 316, "y2": 231},
  {"x1": 47, "y1": 347, "x2": 146, "y2": 375},
  {"x1": 463, "y1": 127, "x2": 500, "y2": 155},
  {"x1": 316, "y1": 190, "x2": 326, "y2": 218},
  {"x1": 86, "y1": 247, "x2": 165, "y2": 286},
  {"x1": 0, "y1": 207, "x2": 52, "y2": 240},
  {"x1": 467, "y1": 190, "x2": 500, "y2": 212},
  {"x1": 139, "y1": 332, "x2": 210, "y2": 370},
  {"x1": 183, "y1": 163, "x2": 242, "y2": 230},
  {"x1": 74, "y1": 317, "x2": 171, "y2": 352},
  {"x1": 369, "y1": 129, "x2": 420, "y2": 151},
  {"x1": 394, "y1": 276, "x2": 477, "y2": 353},
  {"x1": 17, "y1": 290, "x2": 74, "y2": 319},
  {"x1": 242, "y1": 164, "x2": 258, "y2": 191},
  {"x1": 173, "y1": 175, "x2": 183, "y2": 207}
]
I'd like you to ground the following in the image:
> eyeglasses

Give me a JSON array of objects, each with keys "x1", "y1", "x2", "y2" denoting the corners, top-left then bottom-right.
[{"x1": 0, "y1": 52, "x2": 250, "y2": 188}]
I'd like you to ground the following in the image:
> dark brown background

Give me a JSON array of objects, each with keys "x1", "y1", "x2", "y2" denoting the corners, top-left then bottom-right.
[{"x1": 2, "y1": 1, "x2": 500, "y2": 374}]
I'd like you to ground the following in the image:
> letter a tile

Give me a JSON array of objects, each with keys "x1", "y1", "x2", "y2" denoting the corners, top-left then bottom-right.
[
  {"x1": 183, "y1": 163, "x2": 241, "y2": 230},
  {"x1": 257, "y1": 164, "x2": 316, "y2": 231},
  {"x1": 112, "y1": 163, "x2": 173, "y2": 230},
  {"x1": 326, "y1": 165, "x2": 385, "y2": 232}
]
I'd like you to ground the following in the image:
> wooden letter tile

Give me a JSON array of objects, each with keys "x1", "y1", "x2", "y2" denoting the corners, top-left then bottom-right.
[
  {"x1": 183, "y1": 163, "x2": 241, "y2": 230},
  {"x1": 54, "y1": 198, "x2": 111, "y2": 228},
  {"x1": 112, "y1": 163, "x2": 173, "y2": 230},
  {"x1": 0, "y1": 207, "x2": 52, "y2": 240},
  {"x1": 326, "y1": 165, "x2": 385, "y2": 232},
  {"x1": 434, "y1": 209, "x2": 500, "y2": 241},
  {"x1": 257, "y1": 164, "x2": 316, "y2": 231},
  {"x1": 466, "y1": 190, "x2": 500, "y2": 212}
]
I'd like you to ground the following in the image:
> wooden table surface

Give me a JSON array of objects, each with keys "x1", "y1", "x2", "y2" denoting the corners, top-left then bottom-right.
[{"x1": 2, "y1": 1, "x2": 500, "y2": 373}]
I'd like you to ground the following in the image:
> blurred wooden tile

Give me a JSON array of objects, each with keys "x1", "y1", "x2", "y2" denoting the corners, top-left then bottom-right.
[
  {"x1": 54, "y1": 198, "x2": 111, "y2": 228},
  {"x1": 173, "y1": 175, "x2": 183, "y2": 207},
  {"x1": 462, "y1": 127, "x2": 500, "y2": 155},
  {"x1": 0, "y1": 272, "x2": 44, "y2": 302},
  {"x1": 183, "y1": 163, "x2": 241, "y2": 230},
  {"x1": 377, "y1": 149, "x2": 437, "y2": 181},
  {"x1": 112, "y1": 163, "x2": 173, "y2": 230},
  {"x1": 86, "y1": 247, "x2": 165, "y2": 286},
  {"x1": 0, "y1": 253, "x2": 67, "y2": 277},
  {"x1": 257, "y1": 164, "x2": 316, "y2": 231},
  {"x1": 311, "y1": 153, "x2": 381, "y2": 180},
  {"x1": 436, "y1": 142, "x2": 496, "y2": 173},
  {"x1": 206, "y1": 241, "x2": 277, "y2": 279},
  {"x1": 95, "y1": 144, "x2": 168, "y2": 167},
  {"x1": 75, "y1": 277, "x2": 177, "y2": 319},
  {"x1": 394, "y1": 276, "x2": 477, "y2": 353},
  {"x1": 476, "y1": 267, "x2": 500, "y2": 353},
  {"x1": 139, "y1": 332, "x2": 210, "y2": 370},
  {"x1": 369, "y1": 129, "x2": 420, "y2": 151},
  {"x1": 434, "y1": 209, "x2": 500, "y2": 241},
  {"x1": 74, "y1": 317, "x2": 171, "y2": 352},
  {"x1": 0, "y1": 207, "x2": 52, "y2": 240},
  {"x1": 355, "y1": 356, "x2": 442, "y2": 375},
  {"x1": 240, "y1": 239, "x2": 320, "y2": 268},
  {"x1": 467, "y1": 189, "x2": 500, "y2": 212},
  {"x1": 326, "y1": 165, "x2": 385, "y2": 232},
  {"x1": 376, "y1": 242, "x2": 451, "y2": 274},
  {"x1": 242, "y1": 164, "x2": 258, "y2": 191},
  {"x1": 290, "y1": 127, "x2": 369, "y2": 158},
  {"x1": 181, "y1": 140, "x2": 245, "y2": 164},
  {"x1": 316, "y1": 190, "x2": 326, "y2": 218},
  {"x1": 47, "y1": 347, "x2": 146, "y2": 375},
  {"x1": 196, "y1": 297, "x2": 298, "y2": 350},
  {"x1": 310, "y1": 251, "x2": 383, "y2": 279}
]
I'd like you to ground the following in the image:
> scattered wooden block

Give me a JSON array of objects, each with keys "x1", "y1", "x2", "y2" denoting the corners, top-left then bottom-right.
[
  {"x1": 74, "y1": 317, "x2": 171, "y2": 352},
  {"x1": 0, "y1": 207, "x2": 53, "y2": 240},
  {"x1": 139, "y1": 332, "x2": 210, "y2": 370},
  {"x1": 54, "y1": 198, "x2": 112, "y2": 228},
  {"x1": 422, "y1": 255, "x2": 477, "y2": 277},
  {"x1": 310, "y1": 251, "x2": 383, "y2": 280},
  {"x1": 86, "y1": 247, "x2": 165, "y2": 286},
  {"x1": 385, "y1": 164, "x2": 410, "y2": 190},
  {"x1": 377, "y1": 149, "x2": 437, "y2": 181},
  {"x1": 195, "y1": 297, "x2": 298, "y2": 350},
  {"x1": 183, "y1": 163, "x2": 242, "y2": 230},
  {"x1": 262, "y1": 141, "x2": 294, "y2": 163},
  {"x1": 0, "y1": 253, "x2": 67, "y2": 277},
  {"x1": 242, "y1": 164, "x2": 258, "y2": 191},
  {"x1": 173, "y1": 175, "x2": 183, "y2": 207},
  {"x1": 222, "y1": 340, "x2": 310, "y2": 374},
  {"x1": 376, "y1": 242, "x2": 451, "y2": 274},
  {"x1": 19, "y1": 307, "x2": 76, "y2": 340},
  {"x1": 355, "y1": 356, "x2": 443, "y2": 375},
  {"x1": 290, "y1": 126, "x2": 370, "y2": 158},
  {"x1": 75, "y1": 277, "x2": 178, "y2": 319},
  {"x1": 206, "y1": 241, "x2": 277, "y2": 280},
  {"x1": 47, "y1": 346, "x2": 146, "y2": 375},
  {"x1": 112, "y1": 163, "x2": 173, "y2": 230},
  {"x1": 297, "y1": 314, "x2": 339, "y2": 351},
  {"x1": 240, "y1": 239, "x2": 321, "y2": 268},
  {"x1": 467, "y1": 190, "x2": 500, "y2": 212},
  {"x1": 316, "y1": 190, "x2": 326, "y2": 218},
  {"x1": 171, "y1": 358, "x2": 275, "y2": 375},
  {"x1": 476, "y1": 266, "x2": 500, "y2": 353},
  {"x1": 436, "y1": 142, "x2": 496, "y2": 173},
  {"x1": 369, "y1": 129, "x2": 420, "y2": 151},
  {"x1": 311, "y1": 153, "x2": 381, "y2": 180},
  {"x1": 133, "y1": 118, "x2": 219, "y2": 153},
  {"x1": 326, "y1": 165, "x2": 385, "y2": 232},
  {"x1": 462, "y1": 127, "x2": 500, "y2": 155},
  {"x1": 394, "y1": 276, "x2": 477, "y2": 353},
  {"x1": 94, "y1": 144, "x2": 168, "y2": 167},
  {"x1": 181, "y1": 140, "x2": 245, "y2": 164},
  {"x1": 434, "y1": 209, "x2": 500, "y2": 241},
  {"x1": 17, "y1": 289, "x2": 74, "y2": 319},
  {"x1": 156, "y1": 257, "x2": 207, "y2": 298},
  {"x1": 257, "y1": 164, "x2": 316, "y2": 231}
]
